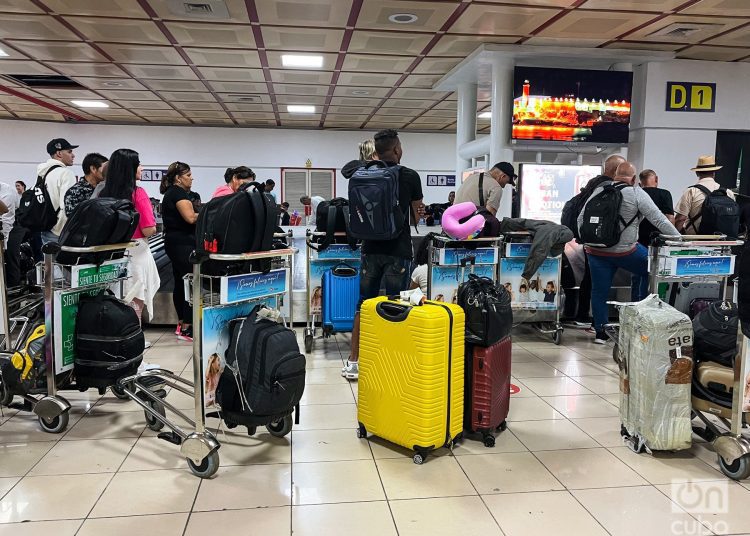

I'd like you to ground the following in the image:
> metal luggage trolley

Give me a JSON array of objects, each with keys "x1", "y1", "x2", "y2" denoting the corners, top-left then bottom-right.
[
  {"x1": 0, "y1": 239, "x2": 137, "y2": 433},
  {"x1": 303, "y1": 230, "x2": 360, "y2": 353},
  {"x1": 499, "y1": 231, "x2": 564, "y2": 344},
  {"x1": 425, "y1": 235, "x2": 503, "y2": 302},
  {"x1": 120, "y1": 237, "x2": 295, "y2": 479}
]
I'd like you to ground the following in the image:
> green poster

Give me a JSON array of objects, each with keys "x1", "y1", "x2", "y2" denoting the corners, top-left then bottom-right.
[
  {"x1": 71, "y1": 259, "x2": 128, "y2": 288},
  {"x1": 54, "y1": 288, "x2": 103, "y2": 371}
]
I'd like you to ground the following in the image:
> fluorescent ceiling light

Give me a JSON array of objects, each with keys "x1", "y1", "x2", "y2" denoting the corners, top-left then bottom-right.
[
  {"x1": 388, "y1": 13, "x2": 418, "y2": 24},
  {"x1": 478, "y1": 111, "x2": 492, "y2": 119},
  {"x1": 71, "y1": 100, "x2": 110, "y2": 108},
  {"x1": 287, "y1": 105, "x2": 315, "y2": 114},
  {"x1": 0, "y1": 48, "x2": 8, "y2": 58},
  {"x1": 281, "y1": 54, "x2": 323, "y2": 68}
]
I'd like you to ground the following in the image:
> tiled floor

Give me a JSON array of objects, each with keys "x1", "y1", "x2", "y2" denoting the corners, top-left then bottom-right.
[{"x1": 0, "y1": 325, "x2": 746, "y2": 536}]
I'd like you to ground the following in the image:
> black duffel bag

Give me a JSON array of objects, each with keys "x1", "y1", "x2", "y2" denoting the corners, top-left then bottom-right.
[
  {"x1": 56, "y1": 198, "x2": 139, "y2": 265},
  {"x1": 74, "y1": 290, "x2": 144, "y2": 389},
  {"x1": 693, "y1": 300, "x2": 738, "y2": 367},
  {"x1": 457, "y1": 273, "x2": 513, "y2": 347}
]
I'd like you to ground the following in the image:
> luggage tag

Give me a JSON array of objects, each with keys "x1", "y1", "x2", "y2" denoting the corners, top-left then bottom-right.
[{"x1": 399, "y1": 288, "x2": 426, "y2": 306}]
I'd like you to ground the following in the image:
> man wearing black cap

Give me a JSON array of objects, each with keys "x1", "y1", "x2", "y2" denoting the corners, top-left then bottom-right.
[
  {"x1": 38, "y1": 138, "x2": 79, "y2": 241},
  {"x1": 455, "y1": 161, "x2": 516, "y2": 216}
]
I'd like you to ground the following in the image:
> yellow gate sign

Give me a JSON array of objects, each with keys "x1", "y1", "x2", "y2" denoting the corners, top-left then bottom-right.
[{"x1": 666, "y1": 82, "x2": 716, "y2": 112}]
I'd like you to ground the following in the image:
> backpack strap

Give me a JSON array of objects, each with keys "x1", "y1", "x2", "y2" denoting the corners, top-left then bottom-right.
[
  {"x1": 686, "y1": 183, "x2": 714, "y2": 232},
  {"x1": 110, "y1": 202, "x2": 136, "y2": 245},
  {"x1": 613, "y1": 183, "x2": 639, "y2": 232},
  {"x1": 340, "y1": 205, "x2": 358, "y2": 251},
  {"x1": 478, "y1": 173, "x2": 485, "y2": 207},
  {"x1": 39, "y1": 164, "x2": 63, "y2": 186}
]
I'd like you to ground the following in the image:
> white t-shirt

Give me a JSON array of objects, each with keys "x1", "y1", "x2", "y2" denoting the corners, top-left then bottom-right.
[
  {"x1": 308, "y1": 196, "x2": 325, "y2": 225},
  {"x1": 411, "y1": 264, "x2": 428, "y2": 293},
  {"x1": 0, "y1": 182, "x2": 17, "y2": 247}
]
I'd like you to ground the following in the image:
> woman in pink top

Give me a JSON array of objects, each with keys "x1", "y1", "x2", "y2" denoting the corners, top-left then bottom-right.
[{"x1": 101, "y1": 149, "x2": 160, "y2": 327}]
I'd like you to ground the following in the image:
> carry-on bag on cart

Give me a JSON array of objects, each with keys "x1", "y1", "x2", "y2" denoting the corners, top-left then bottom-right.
[
  {"x1": 216, "y1": 305, "x2": 306, "y2": 432},
  {"x1": 1, "y1": 322, "x2": 47, "y2": 395},
  {"x1": 321, "y1": 263, "x2": 359, "y2": 333},
  {"x1": 56, "y1": 198, "x2": 140, "y2": 265},
  {"x1": 314, "y1": 198, "x2": 357, "y2": 252},
  {"x1": 670, "y1": 281, "x2": 720, "y2": 315},
  {"x1": 357, "y1": 296, "x2": 464, "y2": 464},
  {"x1": 693, "y1": 300, "x2": 738, "y2": 367},
  {"x1": 74, "y1": 290, "x2": 144, "y2": 389},
  {"x1": 464, "y1": 336, "x2": 511, "y2": 447},
  {"x1": 457, "y1": 274, "x2": 512, "y2": 347},
  {"x1": 617, "y1": 295, "x2": 693, "y2": 452}
]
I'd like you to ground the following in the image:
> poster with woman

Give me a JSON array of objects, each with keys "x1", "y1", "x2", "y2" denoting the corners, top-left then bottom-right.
[{"x1": 499, "y1": 257, "x2": 560, "y2": 310}]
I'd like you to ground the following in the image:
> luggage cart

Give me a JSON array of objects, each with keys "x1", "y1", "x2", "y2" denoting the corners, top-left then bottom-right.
[
  {"x1": 303, "y1": 230, "x2": 360, "y2": 353},
  {"x1": 425, "y1": 235, "x2": 502, "y2": 302},
  {"x1": 500, "y1": 231, "x2": 564, "y2": 344},
  {"x1": 0, "y1": 239, "x2": 140, "y2": 433},
  {"x1": 120, "y1": 240, "x2": 295, "y2": 479}
]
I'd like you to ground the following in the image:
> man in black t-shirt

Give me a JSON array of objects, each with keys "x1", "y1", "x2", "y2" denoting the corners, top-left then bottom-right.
[
  {"x1": 637, "y1": 169, "x2": 674, "y2": 247},
  {"x1": 341, "y1": 129, "x2": 424, "y2": 380}
]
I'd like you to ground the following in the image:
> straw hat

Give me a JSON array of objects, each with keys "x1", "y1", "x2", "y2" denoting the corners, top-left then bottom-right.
[{"x1": 691, "y1": 155, "x2": 722, "y2": 172}]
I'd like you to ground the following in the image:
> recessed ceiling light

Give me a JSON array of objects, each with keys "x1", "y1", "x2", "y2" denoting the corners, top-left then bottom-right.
[
  {"x1": 0, "y1": 48, "x2": 8, "y2": 58},
  {"x1": 71, "y1": 100, "x2": 109, "y2": 108},
  {"x1": 281, "y1": 54, "x2": 323, "y2": 68},
  {"x1": 351, "y1": 90, "x2": 370, "y2": 96},
  {"x1": 478, "y1": 111, "x2": 492, "y2": 119},
  {"x1": 102, "y1": 81, "x2": 124, "y2": 87},
  {"x1": 287, "y1": 105, "x2": 315, "y2": 114},
  {"x1": 388, "y1": 13, "x2": 418, "y2": 24}
]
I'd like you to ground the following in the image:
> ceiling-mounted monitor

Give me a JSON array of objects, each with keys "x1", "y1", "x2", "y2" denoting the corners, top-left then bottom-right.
[{"x1": 512, "y1": 66, "x2": 633, "y2": 145}]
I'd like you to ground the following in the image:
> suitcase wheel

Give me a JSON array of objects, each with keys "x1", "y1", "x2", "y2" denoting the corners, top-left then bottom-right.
[
  {"x1": 413, "y1": 452, "x2": 426, "y2": 465},
  {"x1": 356, "y1": 423, "x2": 367, "y2": 439},
  {"x1": 496, "y1": 421, "x2": 507, "y2": 432},
  {"x1": 483, "y1": 434, "x2": 496, "y2": 448},
  {"x1": 266, "y1": 414, "x2": 293, "y2": 438}
]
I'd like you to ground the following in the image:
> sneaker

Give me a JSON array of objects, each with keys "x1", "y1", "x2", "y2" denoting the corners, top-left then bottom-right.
[
  {"x1": 144, "y1": 340, "x2": 152, "y2": 349},
  {"x1": 571, "y1": 320, "x2": 593, "y2": 329},
  {"x1": 174, "y1": 322, "x2": 182, "y2": 336},
  {"x1": 593, "y1": 331, "x2": 608, "y2": 345},
  {"x1": 177, "y1": 326, "x2": 193, "y2": 342},
  {"x1": 341, "y1": 360, "x2": 359, "y2": 381}
]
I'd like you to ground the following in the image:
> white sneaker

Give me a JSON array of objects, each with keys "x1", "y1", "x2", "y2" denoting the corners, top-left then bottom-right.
[
  {"x1": 593, "y1": 331, "x2": 608, "y2": 345},
  {"x1": 593, "y1": 337, "x2": 607, "y2": 345},
  {"x1": 341, "y1": 361, "x2": 359, "y2": 381},
  {"x1": 144, "y1": 340, "x2": 152, "y2": 349}
]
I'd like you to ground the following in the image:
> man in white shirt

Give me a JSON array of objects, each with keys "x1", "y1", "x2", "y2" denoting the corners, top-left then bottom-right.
[
  {"x1": 0, "y1": 182, "x2": 17, "y2": 248},
  {"x1": 38, "y1": 138, "x2": 79, "y2": 242},
  {"x1": 454, "y1": 162, "x2": 516, "y2": 216},
  {"x1": 674, "y1": 155, "x2": 735, "y2": 235},
  {"x1": 300, "y1": 195, "x2": 325, "y2": 225}
]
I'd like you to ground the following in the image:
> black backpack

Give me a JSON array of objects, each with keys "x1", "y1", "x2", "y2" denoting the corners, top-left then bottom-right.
[
  {"x1": 457, "y1": 274, "x2": 513, "y2": 347},
  {"x1": 561, "y1": 175, "x2": 610, "y2": 239},
  {"x1": 348, "y1": 161, "x2": 404, "y2": 241},
  {"x1": 313, "y1": 197, "x2": 357, "y2": 252},
  {"x1": 216, "y1": 306, "x2": 305, "y2": 426},
  {"x1": 688, "y1": 185, "x2": 739, "y2": 237},
  {"x1": 579, "y1": 182, "x2": 637, "y2": 247},
  {"x1": 17, "y1": 165, "x2": 62, "y2": 232},
  {"x1": 196, "y1": 182, "x2": 278, "y2": 275},
  {"x1": 56, "y1": 198, "x2": 140, "y2": 265},
  {"x1": 74, "y1": 290, "x2": 144, "y2": 389},
  {"x1": 693, "y1": 300, "x2": 738, "y2": 367}
]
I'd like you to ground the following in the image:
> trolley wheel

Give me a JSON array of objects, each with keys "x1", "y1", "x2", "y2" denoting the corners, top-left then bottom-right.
[
  {"x1": 187, "y1": 450, "x2": 220, "y2": 479},
  {"x1": 718, "y1": 453, "x2": 750, "y2": 481},
  {"x1": 304, "y1": 333, "x2": 314, "y2": 353},
  {"x1": 483, "y1": 434, "x2": 496, "y2": 448},
  {"x1": 413, "y1": 452, "x2": 426, "y2": 465},
  {"x1": 38, "y1": 411, "x2": 69, "y2": 434},
  {"x1": 496, "y1": 421, "x2": 507, "y2": 432},
  {"x1": 552, "y1": 329, "x2": 563, "y2": 345},
  {"x1": 145, "y1": 400, "x2": 166, "y2": 432},
  {"x1": 0, "y1": 383, "x2": 13, "y2": 407},
  {"x1": 356, "y1": 423, "x2": 367, "y2": 439},
  {"x1": 111, "y1": 383, "x2": 130, "y2": 400},
  {"x1": 266, "y1": 414, "x2": 293, "y2": 438}
]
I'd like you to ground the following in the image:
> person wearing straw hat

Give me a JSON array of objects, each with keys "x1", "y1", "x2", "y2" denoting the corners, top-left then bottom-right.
[{"x1": 674, "y1": 155, "x2": 735, "y2": 235}]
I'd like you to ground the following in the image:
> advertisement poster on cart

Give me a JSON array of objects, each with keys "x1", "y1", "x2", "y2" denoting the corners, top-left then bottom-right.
[
  {"x1": 313, "y1": 244, "x2": 360, "y2": 261},
  {"x1": 499, "y1": 257, "x2": 559, "y2": 310},
  {"x1": 201, "y1": 297, "x2": 277, "y2": 409},
  {"x1": 219, "y1": 269, "x2": 287, "y2": 305},
  {"x1": 71, "y1": 258, "x2": 128, "y2": 288},
  {"x1": 428, "y1": 264, "x2": 495, "y2": 302},
  {"x1": 53, "y1": 287, "x2": 106, "y2": 373},
  {"x1": 309, "y1": 259, "x2": 361, "y2": 314}
]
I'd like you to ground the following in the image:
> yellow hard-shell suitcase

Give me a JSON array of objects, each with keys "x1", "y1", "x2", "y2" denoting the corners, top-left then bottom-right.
[{"x1": 357, "y1": 296, "x2": 464, "y2": 464}]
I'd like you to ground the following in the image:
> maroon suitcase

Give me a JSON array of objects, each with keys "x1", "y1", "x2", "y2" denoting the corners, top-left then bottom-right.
[{"x1": 464, "y1": 336, "x2": 511, "y2": 447}]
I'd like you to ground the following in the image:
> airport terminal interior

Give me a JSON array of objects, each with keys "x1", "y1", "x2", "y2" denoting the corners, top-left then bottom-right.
[{"x1": 1, "y1": 0, "x2": 750, "y2": 535}]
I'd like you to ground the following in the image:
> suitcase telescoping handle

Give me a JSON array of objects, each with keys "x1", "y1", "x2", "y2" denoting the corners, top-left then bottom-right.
[{"x1": 376, "y1": 300, "x2": 412, "y2": 322}]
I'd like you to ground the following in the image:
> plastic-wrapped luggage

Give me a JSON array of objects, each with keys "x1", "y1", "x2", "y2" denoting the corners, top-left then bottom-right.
[
  {"x1": 465, "y1": 337, "x2": 511, "y2": 447},
  {"x1": 617, "y1": 295, "x2": 693, "y2": 452},
  {"x1": 357, "y1": 296, "x2": 464, "y2": 464},
  {"x1": 321, "y1": 264, "x2": 359, "y2": 333}
]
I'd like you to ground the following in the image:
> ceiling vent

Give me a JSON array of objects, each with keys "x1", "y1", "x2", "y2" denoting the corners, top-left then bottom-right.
[
  {"x1": 166, "y1": 0, "x2": 229, "y2": 19},
  {"x1": 226, "y1": 94, "x2": 262, "y2": 102},
  {"x1": 4, "y1": 74, "x2": 86, "y2": 89},
  {"x1": 648, "y1": 22, "x2": 723, "y2": 39}
]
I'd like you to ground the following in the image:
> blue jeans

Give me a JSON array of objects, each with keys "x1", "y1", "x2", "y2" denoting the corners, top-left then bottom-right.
[
  {"x1": 358, "y1": 254, "x2": 411, "y2": 309},
  {"x1": 587, "y1": 243, "x2": 649, "y2": 333}
]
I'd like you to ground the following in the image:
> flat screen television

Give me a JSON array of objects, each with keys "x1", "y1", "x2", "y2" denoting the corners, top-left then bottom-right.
[
  {"x1": 519, "y1": 164, "x2": 600, "y2": 224},
  {"x1": 512, "y1": 66, "x2": 633, "y2": 145}
]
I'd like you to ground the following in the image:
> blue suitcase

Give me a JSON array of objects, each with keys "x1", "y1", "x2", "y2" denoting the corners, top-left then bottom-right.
[{"x1": 321, "y1": 263, "x2": 359, "y2": 334}]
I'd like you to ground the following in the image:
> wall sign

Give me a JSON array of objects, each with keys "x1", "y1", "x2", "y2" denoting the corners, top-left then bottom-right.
[
  {"x1": 426, "y1": 174, "x2": 456, "y2": 187},
  {"x1": 141, "y1": 169, "x2": 168, "y2": 181},
  {"x1": 666, "y1": 82, "x2": 716, "y2": 112}
]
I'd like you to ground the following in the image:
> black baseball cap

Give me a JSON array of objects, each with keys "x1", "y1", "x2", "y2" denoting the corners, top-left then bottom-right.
[
  {"x1": 492, "y1": 162, "x2": 516, "y2": 185},
  {"x1": 46, "y1": 138, "x2": 78, "y2": 155}
]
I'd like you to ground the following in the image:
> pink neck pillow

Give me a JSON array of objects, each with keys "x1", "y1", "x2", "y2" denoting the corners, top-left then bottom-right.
[{"x1": 442, "y1": 201, "x2": 485, "y2": 240}]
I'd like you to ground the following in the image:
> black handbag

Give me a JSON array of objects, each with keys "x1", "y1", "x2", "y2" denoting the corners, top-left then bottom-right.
[{"x1": 457, "y1": 274, "x2": 513, "y2": 347}]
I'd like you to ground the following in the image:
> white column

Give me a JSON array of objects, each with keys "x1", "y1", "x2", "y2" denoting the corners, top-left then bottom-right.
[
  {"x1": 489, "y1": 57, "x2": 515, "y2": 218},
  {"x1": 456, "y1": 82, "x2": 477, "y2": 180}
]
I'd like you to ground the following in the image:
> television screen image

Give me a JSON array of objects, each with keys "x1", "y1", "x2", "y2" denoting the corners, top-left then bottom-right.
[
  {"x1": 512, "y1": 66, "x2": 633, "y2": 144},
  {"x1": 519, "y1": 164, "x2": 600, "y2": 224}
]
